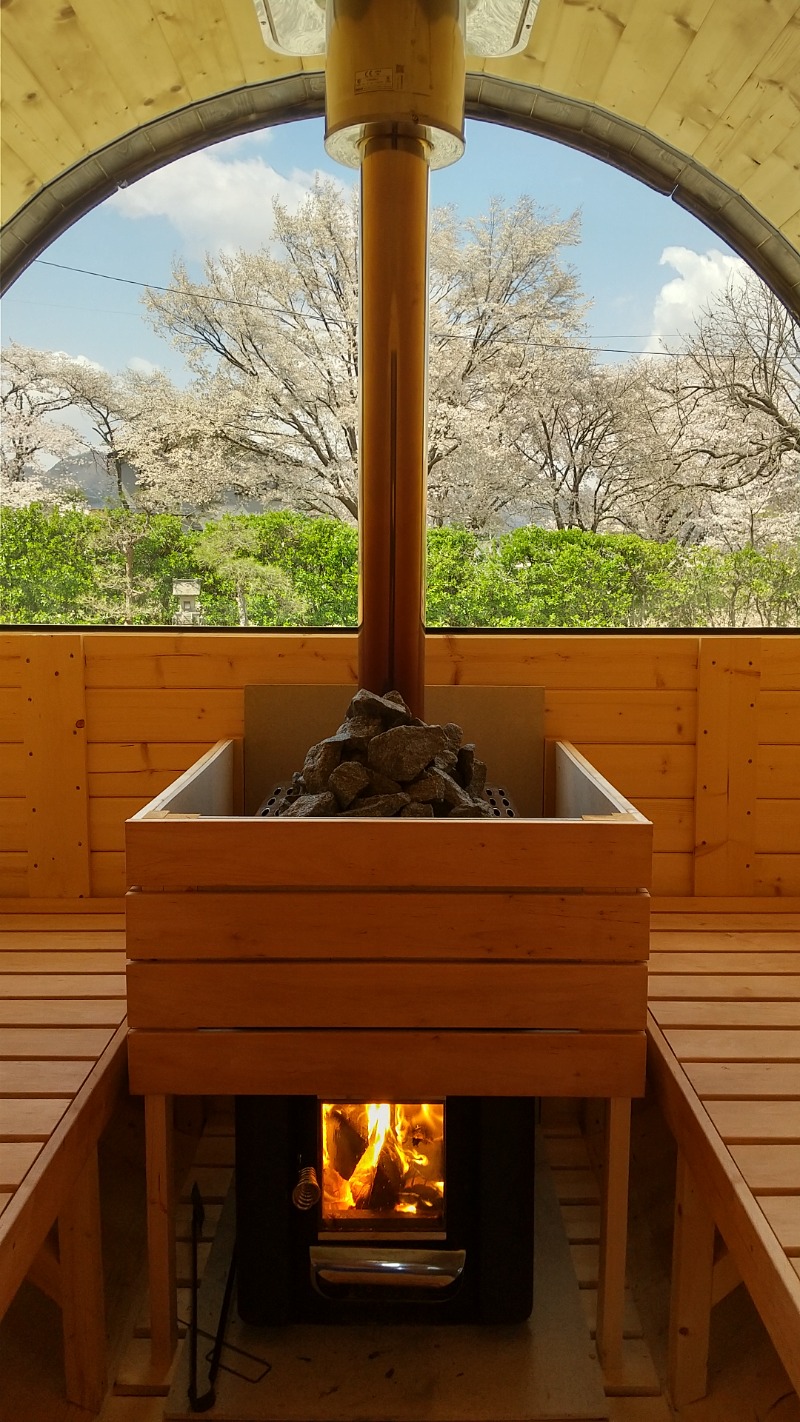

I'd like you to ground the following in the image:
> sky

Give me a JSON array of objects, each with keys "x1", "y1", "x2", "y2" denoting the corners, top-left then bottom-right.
[{"x1": 0, "y1": 115, "x2": 747, "y2": 384}]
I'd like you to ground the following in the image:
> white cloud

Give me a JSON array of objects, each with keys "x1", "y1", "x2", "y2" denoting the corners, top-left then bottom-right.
[
  {"x1": 128, "y1": 356, "x2": 160, "y2": 376},
  {"x1": 652, "y1": 247, "x2": 749, "y2": 347},
  {"x1": 54, "y1": 351, "x2": 107, "y2": 373},
  {"x1": 108, "y1": 149, "x2": 335, "y2": 257}
]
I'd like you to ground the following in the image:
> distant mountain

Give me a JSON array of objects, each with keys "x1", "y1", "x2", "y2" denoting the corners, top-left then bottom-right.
[
  {"x1": 48, "y1": 449, "x2": 137, "y2": 508},
  {"x1": 48, "y1": 448, "x2": 288, "y2": 519}
]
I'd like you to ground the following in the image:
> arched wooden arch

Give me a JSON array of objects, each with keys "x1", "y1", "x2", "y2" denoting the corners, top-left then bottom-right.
[{"x1": 2, "y1": 74, "x2": 799, "y2": 314}]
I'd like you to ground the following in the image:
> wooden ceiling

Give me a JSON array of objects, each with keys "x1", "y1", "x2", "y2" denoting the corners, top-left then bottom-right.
[{"x1": 1, "y1": 0, "x2": 799, "y2": 307}]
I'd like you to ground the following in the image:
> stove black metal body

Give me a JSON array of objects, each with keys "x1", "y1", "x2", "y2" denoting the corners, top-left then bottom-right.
[{"x1": 235, "y1": 1095, "x2": 536, "y2": 1326}]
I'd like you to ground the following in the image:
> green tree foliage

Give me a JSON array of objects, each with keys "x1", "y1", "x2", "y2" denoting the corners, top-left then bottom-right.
[
  {"x1": 0, "y1": 503, "x2": 95, "y2": 622},
  {"x1": 1, "y1": 506, "x2": 798, "y2": 629},
  {"x1": 192, "y1": 516, "x2": 307, "y2": 627},
  {"x1": 245, "y1": 513, "x2": 358, "y2": 626},
  {"x1": 85, "y1": 510, "x2": 188, "y2": 624}
]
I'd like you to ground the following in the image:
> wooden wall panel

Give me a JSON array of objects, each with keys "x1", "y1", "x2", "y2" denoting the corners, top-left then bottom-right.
[
  {"x1": 0, "y1": 745, "x2": 27, "y2": 799},
  {"x1": 761, "y1": 640, "x2": 800, "y2": 691},
  {"x1": 571, "y1": 745, "x2": 696, "y2": 799},
  {"x1": 652, "y1": 855, "x2": 695, "y2": 897},
  {"x1": 0, "y1": 854, "x2": 27, "y2": 896},
  {"x1": 0, "y1": 800, "x2": 26, "y2": 853},
  {"x1": 2, "y1": 632, "x2": 798, "y2": 901},
  {"x1": 0, "y1": 639, "x2": 26, "y2": 895},
  {"x1": 21, "y1": 635, "x2": 91, "y2": 899},
  {"x1": 82, "y1": 634, "x2": 359, "y2": 690},
  {"x1": 85, "y1": 689, "x2": 243, "y2": 743},
  {"x1": 758, "y1": 747, "x2": 800, "y2": 798},
  {"x1": 694, "y1": 638, "x2": 761, "y2": 897}
]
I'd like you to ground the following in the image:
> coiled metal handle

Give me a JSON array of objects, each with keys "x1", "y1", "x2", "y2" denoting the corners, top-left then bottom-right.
[{"x1": 292, "y1": 1165, "x2": 321, "y2": 1210}]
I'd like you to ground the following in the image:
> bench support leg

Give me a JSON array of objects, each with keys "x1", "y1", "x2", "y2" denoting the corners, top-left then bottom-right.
[
  {"x1": 59, "y1": 1149, "x2": 107, "y2": 1413},
  {"x1": 669, "y1": 1149, "x2": 715, "y2": 1407},
  {"x1": 596, "y1": 1096, "x2": 631, "y2": 1377},
  {"x1": 146, "y1": 1094, "x2": 177, "y2": 1376}
]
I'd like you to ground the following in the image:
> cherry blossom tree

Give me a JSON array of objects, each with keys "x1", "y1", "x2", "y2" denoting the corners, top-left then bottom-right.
[
  {"x1": 0, "y1": 343, "x2": 82, "y2": 506},
  {"x1": 141, "y1": 179, "x2": 586, "y2": 522},
  {"x1": 657, "y1": 273, "x2": 800, "y2": 548}
]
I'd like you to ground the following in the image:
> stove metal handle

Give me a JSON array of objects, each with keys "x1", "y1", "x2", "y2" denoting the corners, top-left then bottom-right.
[{"x1": 310, "y1": 1245, "x2": 465, "y2": 1291}]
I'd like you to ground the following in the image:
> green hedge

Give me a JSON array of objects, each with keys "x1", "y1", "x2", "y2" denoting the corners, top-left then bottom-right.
[{"x1": 1, "y1": 505, "x2": 798, "y2": 628}]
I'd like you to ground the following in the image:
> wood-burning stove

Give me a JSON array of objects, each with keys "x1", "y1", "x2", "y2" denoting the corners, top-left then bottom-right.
[{"x1": 235, "y1": 1095, "x2": 536, "y2": 1326}]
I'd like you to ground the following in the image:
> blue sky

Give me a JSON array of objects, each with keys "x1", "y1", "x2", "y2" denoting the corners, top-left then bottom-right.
[{"x1": 1, "y1": 115, "x2": 745, "y2": 381}]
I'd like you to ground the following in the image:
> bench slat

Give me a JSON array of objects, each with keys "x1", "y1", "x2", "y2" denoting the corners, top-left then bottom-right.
[
  {"x1": 760, "y1": 1197, "x2": 800, "y2": 1253},
  {"x1": 705, "y1": 1100, "x2": 800, "y2": 1143},
  {"x1": 651, "y1": 915, "x2": 800, "y2": 932},
  {"x1": 652, "y1": 1001, "x2": 800, "y2": 1027},
  {"x1": 0, "y1": 1061, "x2": 91, "y2": 1096},
  {"x1": 731, "y1": 1145, "x2": 800, "y2": 1193},
  {"x1": 0, "y1": 1141, "x2": 42, "y2": 1190},
  {"x1": 685, "y1": 1063, "x2": 800, "y2": 1098},
  {"x1": 0, "y1": 952, "x2": 127, "y2": 972},
  {"x1": 649, "y1": 975, "x2": 800, "y2": 1000},
  {"x1": 651, "y1": 952, "x2": 800, "y2": 973},
  {"x1": 0, "y1": 974, "x2": 127, "y2": 998},
  {"x1": 0, "y1": 917, "x2": 124, "y2": 933},
  {"x1": 664, "y1": 1028, "x2": 800, "y2": 1061},
  {"x1": 0, "y1": 999, "x2": 126, "y2": 1026},
  {"x1": 650, "y1": 931, "x2": 800, "y2": 950},
  {"x1": 0, "y1": 1027, "x2": 115, "y2": 1059},
  {"x1": 0, "y1": 1099, "x2": 70, "y2": 1141}
]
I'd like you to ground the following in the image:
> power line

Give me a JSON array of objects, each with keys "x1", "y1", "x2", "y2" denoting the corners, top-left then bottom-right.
[{"x1": 28, "y1": 255, "x2": 679, "y2": 358}]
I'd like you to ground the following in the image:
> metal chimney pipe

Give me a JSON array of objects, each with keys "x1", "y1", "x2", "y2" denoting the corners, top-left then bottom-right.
[
  {"x1": 358, "y1": 130, "x2": 429, "y2": 717},
  {"x1": 325, "y1": 0, "x2": 467, "y2": 719}
]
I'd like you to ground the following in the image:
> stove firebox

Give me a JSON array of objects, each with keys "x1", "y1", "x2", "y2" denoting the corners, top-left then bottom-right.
[{"x1": 235, "y1": 1095, "x2": 536, "y2": 1326}]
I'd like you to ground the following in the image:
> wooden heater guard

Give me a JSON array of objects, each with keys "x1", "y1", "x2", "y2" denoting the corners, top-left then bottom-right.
[{"x1": 125, "y1": 685, "x2": 652, "y2": 1381}]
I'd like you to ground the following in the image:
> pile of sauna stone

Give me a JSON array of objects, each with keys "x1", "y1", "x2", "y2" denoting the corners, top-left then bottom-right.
[{"x1": 275, "y1": 688, "x2": 493, "y2": 819}]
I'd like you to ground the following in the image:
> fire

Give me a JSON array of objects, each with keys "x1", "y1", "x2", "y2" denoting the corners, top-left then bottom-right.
[{"x1": 321, "y1": 1101, "x2": 444, "y2": 1224}]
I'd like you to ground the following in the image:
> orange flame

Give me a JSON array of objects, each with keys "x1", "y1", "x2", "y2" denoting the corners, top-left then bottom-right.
[{"x1": 322, "y1": 1101, "x2": 444, "y2": 1222}]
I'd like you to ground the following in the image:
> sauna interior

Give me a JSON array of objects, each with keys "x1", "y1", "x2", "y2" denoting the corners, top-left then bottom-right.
[{"x1": 1, "y1": 2, "x2": 800, "y2": 1421}]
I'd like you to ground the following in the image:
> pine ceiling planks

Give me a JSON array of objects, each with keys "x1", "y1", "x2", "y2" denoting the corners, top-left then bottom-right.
[{"x1": 1, "y1": 0, "x2": 799, "y2": 285}]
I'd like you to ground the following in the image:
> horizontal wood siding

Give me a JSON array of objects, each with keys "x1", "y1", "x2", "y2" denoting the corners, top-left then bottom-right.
[
  {"x1": 126, "y1": 887, "x2": 650, "y2": 960},
  {"x1": 2, "y1": 632, "x2": 798, "y2": 899},
  {"x1": 127, "y1": 1028, "x2": 646, "y2": 1098},
  {"x1": 126, "y1": 960, "x2": 648, "y2": 1031}
]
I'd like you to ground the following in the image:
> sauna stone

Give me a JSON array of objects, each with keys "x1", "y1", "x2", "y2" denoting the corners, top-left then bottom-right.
[
  {"x1": 368, "y1": 724, "x2": 447, "y2": 781},
  {"x1": 273, "y1": 689, "x2": 493, "y2": 819},
  {"x1": 328, "y1": 760, "x2": 371, "y2": 808}
]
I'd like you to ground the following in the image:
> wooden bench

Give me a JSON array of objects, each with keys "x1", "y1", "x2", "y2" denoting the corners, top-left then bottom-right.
[
  {"x1": 646, "y1": 902, "x2": 800, "y2": 1406},
  {"x1": 0, "y1": 901, "x2": 128, "y2": 1414}
]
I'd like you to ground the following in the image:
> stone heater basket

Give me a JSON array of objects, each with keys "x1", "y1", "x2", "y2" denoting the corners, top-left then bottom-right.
[{"x1": 124, "y1": 684, "x2": 653, "y2": 1103}]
